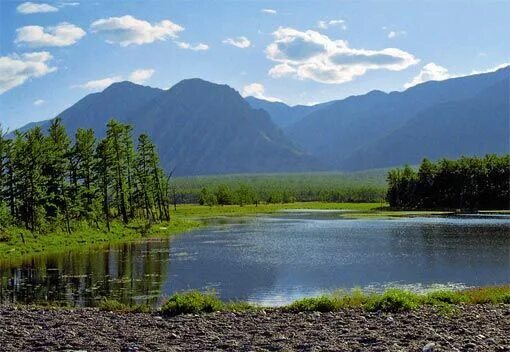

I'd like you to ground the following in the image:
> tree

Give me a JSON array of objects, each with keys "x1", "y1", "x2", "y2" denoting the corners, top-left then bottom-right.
[
  {"x1": 95, "y1": 139, "x2": 111, "y2": 231},
  {"x1": 73, "y1": 128, "x2": 97, "y2": 220}
]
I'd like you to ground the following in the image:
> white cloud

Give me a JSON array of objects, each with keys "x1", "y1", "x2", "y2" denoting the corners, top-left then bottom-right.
[
  {"x1": 91, "y1": 15, "x2": 183, "y2": 46},
  {"x1": 405, "y1": 61, "x2": 510, "y2": 89},
  {"x1": 33, "y1": 99, "x2": 45, "y2": 106},
  {"x1": 222, "y1": 36, "x2": 251, "y2": 48},
  {"x1": 261, "y1": 8, "x2": 277, "y2": 15},
  {"x1": 242, "y1": 83, "x2": 282, "y2": 102},
  {"x1": 74, "y1": 76, "x2": 122, "y2": 90},
  {"x1": 317, "y1": 19, "x2": 347, "y2": 30},
  {"x1": 266, "y1": 27, "x2": 419, "y2": 84},
  {"x1": 176, "y1": 41, "x2": 209, "y2": 51},
  {"x1": 0, "y1": 51, "x2": 57, "y2": 94},
  {"x1": 59, "y1": 2, "x2": 80, "y2": 7},
  {"x1": 129, "y1": 68, "x2": 155, "y2": 84},
  {"x1": 404, "y1": 62, "x2": 450, "y2": 88},
  {"x1": 15, "y1": 22, "x2": 86, "y2": 47},
  {"x1": 388, "y1": 30, "x2": 406, "y2": 39},
  {"x1": 17, "y1": 2, "x2": 58, "y2": 14}
]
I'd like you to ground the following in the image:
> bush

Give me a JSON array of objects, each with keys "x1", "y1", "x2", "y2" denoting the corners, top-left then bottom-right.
[
  {"x1": 365, "y1": 289, "x2": 420, "y2": 312},
  {"x1": 285, "y1": 295, "x2": 338, "y2": 312},
  {"x1": 425, "y1": 290, "x2": 465, "y2": 305},
  {"x1": 161, "y1": 290, "x2": 224, "y2": 316}
]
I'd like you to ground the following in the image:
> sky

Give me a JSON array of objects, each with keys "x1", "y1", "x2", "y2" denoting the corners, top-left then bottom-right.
[{"x1": 1, "y1": 0, "x2": 509, "y2": 131}]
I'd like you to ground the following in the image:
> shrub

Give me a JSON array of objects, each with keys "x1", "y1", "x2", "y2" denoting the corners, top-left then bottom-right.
[
  {"x1": 364, "y1": 289, "x2": 420, "y2": 312},
  {"x1": 425, "y1": 290, "x2": 465, "y2": 305},
  {"x1": 161, "y1": 290, "x2": 223, "y2": 316},
  {"x1": 285, "y1": 295, "x2": 338, "y2": 312}
]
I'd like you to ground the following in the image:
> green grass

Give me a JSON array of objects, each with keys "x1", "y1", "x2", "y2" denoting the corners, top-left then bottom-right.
[
  {"x1": 157, "y1": 286, "x2": 510, "y2": 316},
  {"x1": 0, "y1": 216, "x2": 201, "y2": 262},
  {"x1": 161, "y1": 290, "x2": 258, "y2": 316}
]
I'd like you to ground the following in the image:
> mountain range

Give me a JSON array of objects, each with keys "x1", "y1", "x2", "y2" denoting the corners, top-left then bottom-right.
[{"x1": 12, "y1": 66, "x2": 510, "y2": 175}]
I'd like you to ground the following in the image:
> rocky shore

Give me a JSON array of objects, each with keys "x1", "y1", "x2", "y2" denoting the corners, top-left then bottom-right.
[{"x1": 0, "y1": 305, "x2": 509, "y2": 351}]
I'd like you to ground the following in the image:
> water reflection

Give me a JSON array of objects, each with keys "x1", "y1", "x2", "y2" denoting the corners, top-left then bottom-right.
[
  {"x1": 0, "y1": 214, "x2": 509, "y2": 307},
  {"x1": 0, "y1": 240, "x2": 169, "y2": 306}
]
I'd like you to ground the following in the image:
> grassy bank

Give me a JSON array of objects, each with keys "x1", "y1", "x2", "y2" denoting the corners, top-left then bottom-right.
[
  {"x1": 0, "y1": 217, "x2": 201, "y2": 262},
  {"x1": 0, "y1": 201, "x2": 458, "y2": 262},
  {"x1": 96, "y1": 286, "x2": 510, "y2": 316}
]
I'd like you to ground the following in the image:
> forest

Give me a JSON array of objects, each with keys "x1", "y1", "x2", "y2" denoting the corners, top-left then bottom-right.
[
  {"x1": 172, "y1": 171, "x2": 387, "y2": 206},
  {"x1": 0, "y1": 119, "x2": 170, "y2": 233},
  {"x1": 386, "y1": 155, "x2": 510, "y2": 210}
]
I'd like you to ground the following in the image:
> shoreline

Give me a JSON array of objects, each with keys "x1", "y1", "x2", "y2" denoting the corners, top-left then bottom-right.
[
  {"x1": 1, "y1": 304, "x2": 509, "y2": 351},
  {"x1": 0, "y1": 201, "x2": 485, "y2": 262}
]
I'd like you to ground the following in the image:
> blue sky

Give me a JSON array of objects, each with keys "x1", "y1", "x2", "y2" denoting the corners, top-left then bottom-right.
[{"x1": 1, "y1": 0, "x2": 509, "y2": 130}]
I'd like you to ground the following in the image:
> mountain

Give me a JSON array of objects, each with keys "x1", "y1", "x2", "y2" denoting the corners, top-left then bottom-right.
[
  {"x1": 20, "y1": 82, "x2": 164, "y2": 137},
  {"x1": 287, "y1": 66, "x2": 510, "y2": 170},
  {"x1": 125, "y1": 79, "x2": 320, "y2": 175},
  {"x1": 342, "y1": 78, "x2": 510, "y2": 170},
  {"x1": 245, "y1": 96, "x2": 329, "y2": 128},
  {"x1": 13, "y1": 67, "x2": 509, "y2": 175},
  {"x1": 14, "y1": 79, "x2": 320, "y2": 175}
]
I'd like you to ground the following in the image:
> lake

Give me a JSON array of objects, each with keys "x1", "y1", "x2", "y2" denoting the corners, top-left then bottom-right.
[{"x1": 1, "y1": 211, "x2": 509, "y2": 306}]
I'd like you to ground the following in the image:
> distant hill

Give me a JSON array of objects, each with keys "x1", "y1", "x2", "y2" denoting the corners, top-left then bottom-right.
[
  {"x1": 342, "y1": 78, "x2": 510, "y2": 170},
  {"x1": 124, "y1": 79, "x2": 321, "y2": 175},
  {"x1": 13, "y1": 66, "x2": 509, "y2": 175},
  {"x1": 13, "y1": 79, "x2": 321, "y2": 175},
  {"x1": 286, "y1": 66, "x2": 510, "y2": 170},
  {"x1": 14, "y1": 82, "x2": 164, "y2": 138},
  {"x1": 245, "y1": 96, "x2": 329, "y2": 128}
]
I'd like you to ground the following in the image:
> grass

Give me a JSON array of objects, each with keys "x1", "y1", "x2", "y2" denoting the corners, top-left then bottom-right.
[
  {"x1": 0, "y1": 216, "x2": 201, "y2": 262},
  {"x1": 160, "y1": 290, "x2": 258, "y2": 316},
  {"x1": 156, "y1": 286, "x2": 510, "y2": 316}
]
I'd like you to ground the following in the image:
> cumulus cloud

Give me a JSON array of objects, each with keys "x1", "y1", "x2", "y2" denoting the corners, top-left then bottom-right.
[
  {"x1": 0, "y1": 51, "x2": 57, "y2": 94},
  {"x1": 15, "y1": 22, "x2": 86, "y2": 47},
  {"x1": 317, "y1": 19, "x2": 347, "y2": 30},
  {"x1": 388, "y1": 30, "x2": 406, "y2": 39},
  {"x1": 74, "y1": 68, "x2": 157, "y2": 91},
  {"x1": 17, "y1": 2, "x2": 58, "y2": 14},
  {"x1": 33, "y1": 99, "x2": 45, "y2": 106},
  {"x1": 129, "y1": 68, "x2": 155, "y2": 84},
  {"x1": 222, "y1": 36, "x2": 251, "y2": 48},
  {"x1": 242, "y1": 83, "x2": 282, "y2": 102},
  {"x1": 261, "y1": 8, "x2": 277, "y2": 15},
  {"x1": 404, "y1": 62, "x2": 510, "y2": 89},
  {"x1": 176, "y1": 41, "x2": 209, "y2": 51},
  {"x1": 266, "y1": 27, "x2": 419, "y2": 84},
  {"x1": 404, "y1": 62, "x2": 450, "y2": 88},
  {"x1": 91, "y1": 15, "x2": 183, "y2": 46}
]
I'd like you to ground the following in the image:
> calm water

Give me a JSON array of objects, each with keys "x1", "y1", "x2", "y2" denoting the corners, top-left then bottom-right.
[{"x1": 1, "y1": 212, "x2": 509, "y2": 306}]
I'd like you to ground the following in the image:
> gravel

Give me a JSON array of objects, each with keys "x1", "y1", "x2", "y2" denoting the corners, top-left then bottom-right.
[{"x1": 0, "y1": 305, "x2": 509, "y2": 351}]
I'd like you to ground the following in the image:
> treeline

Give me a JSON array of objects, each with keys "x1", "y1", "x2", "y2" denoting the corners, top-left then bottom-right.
[
  {"x1": 172, "y1": 172, "x2": 387, "y2": 205},
  {"x1": 0, "y1": 119, "x2": 171, "y2": 233},
  {"x1": 197, "y1": 183, "x2": 385, "y2": 206},
  {"x1": 386, "y1": 155, "x2": 510, "y2": 210}
]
